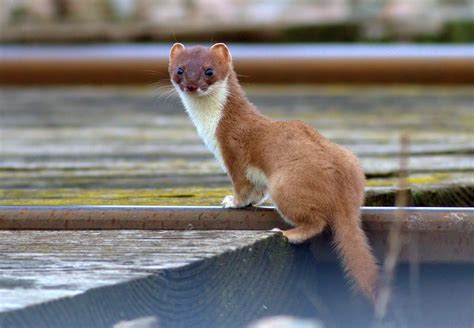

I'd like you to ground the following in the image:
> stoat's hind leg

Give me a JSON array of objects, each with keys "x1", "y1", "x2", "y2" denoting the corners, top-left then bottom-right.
[{"x1": 269, "y1": 172, "x2": 329, "y2": 243}]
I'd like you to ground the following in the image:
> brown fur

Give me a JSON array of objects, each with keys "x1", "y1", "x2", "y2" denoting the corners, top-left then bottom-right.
[{"x1": 169, "y1": 43, "x2": 379, "y2": 301}]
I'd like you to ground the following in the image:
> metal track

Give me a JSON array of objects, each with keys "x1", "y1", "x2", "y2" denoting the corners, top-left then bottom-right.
[
  {"x1": 1, "y1": 44, "x2": 473, "y2": 84},
  {"x1": 0, "y1": 206, "x2": 472, "y2": 231}
]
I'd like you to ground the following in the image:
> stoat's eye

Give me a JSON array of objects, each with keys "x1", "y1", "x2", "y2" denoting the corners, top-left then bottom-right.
[
  {"x1": 176, "y1": 67, "x2": 184, "y2": 76},
  {"x1": 204, "y1": 68, "x2": 214, "y2": 77}
]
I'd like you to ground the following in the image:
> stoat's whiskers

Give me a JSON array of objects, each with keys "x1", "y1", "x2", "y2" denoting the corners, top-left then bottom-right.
[{"x1": 152, "y1": 81, "x2": 178, "y2": 105}]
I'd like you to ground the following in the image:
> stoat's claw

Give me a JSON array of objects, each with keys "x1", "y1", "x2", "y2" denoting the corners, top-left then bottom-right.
[{"x1": 222, "y1": 195, "x2": 237, "y2": 208}]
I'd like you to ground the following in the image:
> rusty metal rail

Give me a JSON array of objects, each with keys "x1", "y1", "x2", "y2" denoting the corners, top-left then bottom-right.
[
  {"x1": 1, "y1": 44, "x2": 473, "y2": 84},
  {"x1": 1, "y1": 206, "x2": 473, "y2": 262},
  {"x1": 0, "y1": 206, "x2": 472, "y2": 231}
]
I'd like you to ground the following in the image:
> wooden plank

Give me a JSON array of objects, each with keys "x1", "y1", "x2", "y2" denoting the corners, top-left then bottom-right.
[
  {"x1": 0, "y1": 230, "x2": 275, "y2": 312},
  {"x1": 1, "y1": 229, "x2": 473, "y2": 328},
  {"x1": 1, "y1": 86, "x2": 472, "y2": 207}
]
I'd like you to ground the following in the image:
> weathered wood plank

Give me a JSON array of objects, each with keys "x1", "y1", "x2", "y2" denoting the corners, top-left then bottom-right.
[
  {"x1": 1, "y1": 230, "x2": 473, "y2": 328},
  {"x1": 0, "y1": 230, "x2": 275, "y2": 312},
  {"x1": 2, "y1": 154, "x2": 473, "y2": 176},
  {"x1": 1, "y1": 68, "x2": 473, "y2": 328},
  {"x1": 1, "y1": 86, "x2": 473, "y2": 206}
]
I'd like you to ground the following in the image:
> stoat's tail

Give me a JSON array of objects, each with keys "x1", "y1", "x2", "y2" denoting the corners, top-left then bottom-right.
[{"x1": 332, "y1": 212, "x2": 378, "y2": 302}]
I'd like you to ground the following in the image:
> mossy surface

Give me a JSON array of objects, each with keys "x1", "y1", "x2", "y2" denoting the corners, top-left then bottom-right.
[
  {"x1": 1, "y1": 86, "x2": 472, "y2": 207},
  {"x1": 0, "y1": 187, "x2": 232, "y2": 206},
  {"x1": 2, "y1": 179, "x2": 472, "y2": 207},
  {"x1": 412, "y1": 185, "x2": 474, "y2": 207},
  {"x1": 365, "y1": 172, "x2": 469, "y2": 187}
]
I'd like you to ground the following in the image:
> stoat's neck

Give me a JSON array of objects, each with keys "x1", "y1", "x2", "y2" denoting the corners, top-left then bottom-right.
[
  {"x1": 177, "y1": 77, "x2": 229, "y2": 171},
  {"x1": 224, "y1": 72, "x2": 262, "y2": 119}
]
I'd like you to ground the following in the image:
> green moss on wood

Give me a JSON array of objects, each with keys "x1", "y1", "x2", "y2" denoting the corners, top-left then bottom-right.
[
  {"x1": 1, "y1": 179, "x2": 473, "y2": 206},
  {"x1": 366, "y1": 173, "x2": 457, "y2": 188},
  {"x1": 412, "y1": 185, "x2": 474, "y2": 207},
  {"x1": 0, "y1": 187, "x2": 232, "y2": 206}
]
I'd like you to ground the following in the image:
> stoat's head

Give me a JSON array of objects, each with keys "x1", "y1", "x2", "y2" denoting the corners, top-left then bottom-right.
[{"x1": 169, "y1": 43, "x2": 232, "y2": 97}]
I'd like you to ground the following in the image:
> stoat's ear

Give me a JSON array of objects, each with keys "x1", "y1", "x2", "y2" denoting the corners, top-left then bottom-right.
[
  {"x1": 169, "y1": 43, "x2": 185, "y2": 61},
  {"x1": 210, "y1": 43, "x2": 232, "y2": 63}
]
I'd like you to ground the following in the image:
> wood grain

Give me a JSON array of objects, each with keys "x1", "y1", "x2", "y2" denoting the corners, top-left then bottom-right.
[
  {"x1": 1, "y1": 86, "x2": 472, "y2": 207},
  {"x1": 1, "y1": 230, "x2": 472, "y2": 328},
  {"x1": 0, "y1": 230, "x2": 275, "y2": 313}
]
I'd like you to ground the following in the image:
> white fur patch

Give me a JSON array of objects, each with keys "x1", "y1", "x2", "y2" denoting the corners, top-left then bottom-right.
[
  {"x1": 174, "y1": 79, "x2": 228, "y2": 171},
  {"x1": 246, "y1": 166, "x2": 268, "y2": 190},
  {"x1": 246, "y1": 166, "x2": 293, "y2": 224},
  {"x1": 221, "y1": 195, "x2": 237, "y2": 208}
]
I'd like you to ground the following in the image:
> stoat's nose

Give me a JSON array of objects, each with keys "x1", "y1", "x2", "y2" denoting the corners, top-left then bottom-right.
[{"x1": 185, "y1": 85, "x2": 198, "y2": 92}]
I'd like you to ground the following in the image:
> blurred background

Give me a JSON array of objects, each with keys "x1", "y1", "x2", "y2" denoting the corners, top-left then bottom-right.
[{"x1": 1, "y1": 0, "x2": 473, "y2": 43}]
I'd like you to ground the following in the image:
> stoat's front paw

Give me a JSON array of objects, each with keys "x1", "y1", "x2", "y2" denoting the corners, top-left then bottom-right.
[{"x1": 222, "y1": 195, "x2": 238, "y2": 208}]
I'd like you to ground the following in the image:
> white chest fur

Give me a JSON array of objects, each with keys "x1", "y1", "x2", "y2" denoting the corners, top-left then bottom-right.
[
  {"x1": 246, "y1": 166, "x2": 268, "y2": 191},
  {"x1": 176, "y1": 80, "x2": 228, "y2": 171}
]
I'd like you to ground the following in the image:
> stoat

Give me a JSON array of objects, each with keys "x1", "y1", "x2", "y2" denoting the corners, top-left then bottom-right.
[{"x1": 168, "y1": 43, "x2": 378, "y2": 301}]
